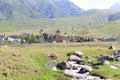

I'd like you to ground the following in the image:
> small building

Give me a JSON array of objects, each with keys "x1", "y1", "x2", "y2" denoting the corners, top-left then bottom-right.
[
  {"x1": 94, "y1": 38, "x2": 105, "y2": 42},
  {"x1": 8, "y1": 35, "x2": 21, "y2": 42},
  {"x1": 0, "y1": 35, "x2": 5, "y2": 41},
  {"x1": 22, "y1": 33, "x2": 30, "y2": 38},
  {"x1": 8, "y1": 37, "x2": 21, "y2": 42},
  {"x1": 106, "y1": 38, "x2": 118, "y2": 42},
  {"x1": 56, "y1": 35, "x2": 69, "y2": 43},
  {"x1": 55, "y1": 30, "x2": 69, "y2": 43}
]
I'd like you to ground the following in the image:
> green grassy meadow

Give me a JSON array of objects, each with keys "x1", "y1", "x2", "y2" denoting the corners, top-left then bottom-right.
[{"x1": 0, "y1": 42, "x2": 120, "y2": 80}]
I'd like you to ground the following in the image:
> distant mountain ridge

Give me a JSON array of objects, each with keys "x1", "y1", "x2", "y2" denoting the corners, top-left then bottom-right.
[
  {"x1": 110, "y1": 2, "x2": 120, "y2": 10},
  {"x1": 80, "y1": 9, "x2": 120, "y2": 22},
  {"x1": 0, "y1": 0, "x2": 84, "y2": 19},
  {"x1": 78, "y1": 1, "x2": 120, "y2": 22},
  {"x1": 108, "y1": 12, "x2": 120, "y2": 21},
  {"x1": 1, "y1": 0, "x2": 120, "y2": 22},
  {"x1": 109, "y1": 2, "x2": 120, "y2": 21}
]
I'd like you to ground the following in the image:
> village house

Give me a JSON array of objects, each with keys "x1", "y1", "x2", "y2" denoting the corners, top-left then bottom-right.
[
  {"x1": 8, "y1": 35, "x2": 21, "y2": 42},
  {"x1": 55, "y1": 30, "x2": 69, "y2": 43},
  {"x1": 0, "y1": 34, "x2": 5, "y2": 41},
  {"x1": 94, "y1": 38, "x2": 105, "y2": 42},
  {"x1": 56, "y1": 35, "x2": 69, "y2": 43},
  {"x1": 106, "y1": 37, "x2": 118, "y2": 42},
  {"x1": 22, "y1": 33, "x2": 30, "y2": 38}
]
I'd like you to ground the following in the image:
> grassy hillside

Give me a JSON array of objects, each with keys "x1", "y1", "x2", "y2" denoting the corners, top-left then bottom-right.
[
  {"x1": 92, "y1": 21, "x2": 120, "y2": 37},
  {"x1": 0, "y1": 18, "x2": 120, "y2": 38},
  {"x1": 0, "y1": 17, "x2": 95, "y2": 34},
  {"x1": 0, "y1": 44, "x2": 69, "y2": 80},
  {"x1": 0, "y1": 42, "x2": 120, "y2": 80}
]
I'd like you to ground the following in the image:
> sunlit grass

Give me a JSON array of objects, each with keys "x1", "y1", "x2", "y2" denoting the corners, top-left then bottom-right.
[{"x1": 0, "y1": 42, "x2": 120, "y2": 80}]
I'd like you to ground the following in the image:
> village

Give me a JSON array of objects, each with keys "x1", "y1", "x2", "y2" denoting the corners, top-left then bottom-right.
[{"x1": 0, "y1": 30, "x2": 119, "y2": 45}]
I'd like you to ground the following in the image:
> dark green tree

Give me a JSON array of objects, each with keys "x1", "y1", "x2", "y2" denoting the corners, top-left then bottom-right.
[
  {"x1": 28, "y1": 34, "x2": 36, "y2": 44},
  {"x1": 39, "y1": 34, "x2": 44, "y2": 43},
  {"x1": 20, "y1": 37, "x2": 24, "y2": 44}
]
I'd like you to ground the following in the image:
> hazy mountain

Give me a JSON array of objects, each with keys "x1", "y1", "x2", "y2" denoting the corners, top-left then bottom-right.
[
  {"x1": 80, "y1": 9, "x2": 120, "y2": 22},
  {"x1": 1, "y1": 0, "x2": 120, "y2": 22},
  {"x1": 108, "y1": 12, "x2": 120, "y2": 21},
  {"x1": 110, "y1": 2, "x2": 120, "y2": 10},
  {"x1": 108, "y1": 2, "x2": 120, "y2": 21},
  {"x1": 0, "y1": 0, "x2": 84, "y2": 19}
]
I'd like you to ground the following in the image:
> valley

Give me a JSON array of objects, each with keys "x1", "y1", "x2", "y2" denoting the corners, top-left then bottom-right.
[{"x1": 1, "y1": 0, "x2": 120, "y2": 80}]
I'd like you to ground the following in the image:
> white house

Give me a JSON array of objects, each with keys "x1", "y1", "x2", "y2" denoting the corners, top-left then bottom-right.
[
  {"x1": 8, "y1": 37, "x2": 21, "y2": 42},
  {"x1": 0, "y1": 35, "x2": 5, "y2": 41}
]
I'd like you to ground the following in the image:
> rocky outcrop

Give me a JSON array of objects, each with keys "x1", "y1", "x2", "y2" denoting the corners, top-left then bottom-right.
[
  {"x1": 114, "y1": 50, "x2": 120, "y2": 61},
  {"x1": 47, "y1": 53, "x2": 59, "y2": 60},
  {"x1": 73, "y1": 51, "x2": 84, "y2": 58},
  {"x1": 108, "y1": 45, "x2": 116, "y2": 50},
  {"x1": 109, "y1": 64, "x2": 120, "y2": 69},
  {"x1": 45, "y1": 63, "x2": 57, "y2": 71},
  {"x1": 109, "y1": 65, "x2": 117, "y2": 69},
  {"x1": 57, "y1": 51, "x2": 105, "y2": 80},
  {"x1": 69, "y1": 55, "x2": 81, "y2": 61},
  {"x1": 64, "y1": 69, "x2": 89, "y2": 79},
  {"x1": 98, "y1": 56, "x2": 114, "y2": 61},
  {"x1": 57, "y1": 61, "x2": 70, "y2": 70},
  {"x1": 46, "y1": 50, "x2": 120, "y2": 80}
]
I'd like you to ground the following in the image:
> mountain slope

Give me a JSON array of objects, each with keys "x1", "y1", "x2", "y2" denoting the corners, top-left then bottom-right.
[
  {"x1": 108, "y1": 12, "x2": 120, "y2": 21},
  {"x1": 52, "y1": 0, "x2": 84, "y2": 17},
  {"x1": 0, "y1": 0, "x2": 84, "y2": 19},
  {"x1": 80, "y1": 9, "x2": 120, "y2": 22},
  {"x1": 0, "y1": 0, "x2": 40, "y2": 19},
  {"x1": 110, "y1": 2, "x2": 120, "y2": 10},
  {"x1": 108, "y1": 2, "x2": 120, "y2": 21}
]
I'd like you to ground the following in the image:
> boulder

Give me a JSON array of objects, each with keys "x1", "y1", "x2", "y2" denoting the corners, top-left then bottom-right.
[
  {"x1": 68, "y1": 61, "x2": 82, "y2": 68},
  {"x1": 57, "y1": 61, "x2": 70, "y2": 70},
  {"x1": 118, "y1": 50, "x2": 120, "y2": 54},
  {"x1": 103, "y1": 60, "x2": 110, "y2": 65},
  {"x1": 95, "y1": 61, "x2": 104, "y2": 66},
  {"x1": 72, "y1": 66, "x2": 79, "y2": 70},
  {"x1": 73, "y1": 51, "x2": 84, "y2": 58},
  {"x1": 109, "y1": 45, "x2": 116, "y2": 50},
  {"x1": 64, "y1": 69, "x2": 73, "y2": 77},
  {"x1": 96, "y1": 60, "x2": 110, "y2": 65},
  {"x1": 112, "y1": 64, "x2": 120, "y2": 67},
  {"x1": 81, "y1": 65, "x2": 93, "y2": 72},
  {"x1": 69, "y1": 55, "x2": 81, "y2": 61},
  {"x1": 109, "y1": 65, "x2": 117, "y2": 69},
  {"x1": 114, "y1": 50, "x2": 120, "y2": 61},
  {"x1": 86, "y1": 76, "x2": 102, "y2": 80},
  {"x1": 47, "y1": 53, "x2": 59, "y2": 60},
  {"x1": 115, "y1": 57, "x2": 120, "y2": 62},
  {"x1": 98, "y1": 56, "x2": 114, "y2": 61},
  {"x1": 64, "y1": 69, "x2": 89, "y2": 79},
  {"x1": 45, "y1": 63, "x2": 57, "y2": 71},
  {"x1": 76, "y1": 60, "x2": 85, "y2": 65},
  {"x1": 78, "y1": 67, "x2": 89, "y2": 74}
]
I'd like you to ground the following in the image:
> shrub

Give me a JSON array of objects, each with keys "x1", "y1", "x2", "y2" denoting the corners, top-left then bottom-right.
[{"x1": 66, "y1": 52, "x2": 73, "y2": 56}]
